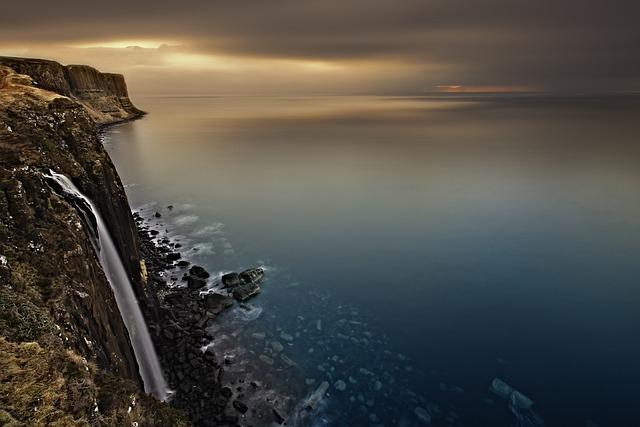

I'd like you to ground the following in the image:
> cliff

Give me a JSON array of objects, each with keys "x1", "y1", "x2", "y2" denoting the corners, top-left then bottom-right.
[
  {"x1": 0, "y1": 57, "x2": 144, "y2": 125},
  {"x1": 0, "y1": 65, "x2": 185, "y2": 424}
]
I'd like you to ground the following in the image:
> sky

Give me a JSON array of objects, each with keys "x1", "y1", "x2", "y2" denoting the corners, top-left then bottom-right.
[{"x1": 1, "y1": 0, "x2": 639, "y2": 96}]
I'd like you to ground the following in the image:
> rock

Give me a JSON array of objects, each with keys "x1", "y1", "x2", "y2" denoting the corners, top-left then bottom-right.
[
  {"x1": 177, "y1": 260, "x2": 190, "y2": 267},
  {"x1": 186, "y1": 276, "x2": 207, "y2": 290},
  {"x1": 272, "y1": 408, "x2": 285, "y2": 424},
  {"x1": 305, "y1": 381, "x2": 330, "y2": 409},
  {"x1": 490, "y1": 377, "x2": 535, "y2": 409},
  {"x1": 222, "y1": 272, "x2": 241, "y2": 288},
  {"x1": 166, "y1": 252, "x2": 181, "y2": 261},
  {"x1": 232, "y1": 282, "x2": 261, "y2": 301},
  {"x1": 239, "y1": 267, "x2": 265, "y2": 284},
  {"x1": 167, "y1": 205, "x2": 174, "y2": 210},
  {"x1": 280, "y1": 354, "x2": 297, "y2": 367},
  {"x1": 189, "y1": 265, "x2": 210, "y2": 279},
  {"x1": 221, "y1": 387, "x2": 233, "y2": 398},
  {"x1": 334, "y1": 380, "x2": 347, "y2": 391},
  {"x1": 154, "y1": 212, "x2": 162, "y2": 218},
  {"x1": 203, "y1": 293, "x2": 234, "y2": 314},
  {"x1": 232, "y1": 400, "x2": 248, "y2": 414},
  {"x1": 270, "y1": 341, "x2": 284, "y2": 352},
  {"x1": 414, "y1": 406, "x2": 432, "y2": 424},
  {"x1": 279, "y1": 332, "x2": 294, "y2": 342},
  {"x1": 259, "y1": 355, "x2": 274, "y2": 365}
]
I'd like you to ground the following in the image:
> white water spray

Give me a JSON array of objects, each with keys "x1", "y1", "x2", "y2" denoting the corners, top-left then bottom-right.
[{"x1": 47, "y1": 171, "x2": 168, "y2": 400}]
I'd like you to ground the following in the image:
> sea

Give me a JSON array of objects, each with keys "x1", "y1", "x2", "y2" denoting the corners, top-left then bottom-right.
[{"x1": 103, "y1": 94, "x2": 640, "y2": 427}]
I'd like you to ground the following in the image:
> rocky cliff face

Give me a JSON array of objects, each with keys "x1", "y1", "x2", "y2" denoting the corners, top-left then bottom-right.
[
  {"x1": 0, "y1": 57, "x2": 144, "y2": 125},
  {"x1": 0, "y1": 64, "x2": 185, "y2": 425}
]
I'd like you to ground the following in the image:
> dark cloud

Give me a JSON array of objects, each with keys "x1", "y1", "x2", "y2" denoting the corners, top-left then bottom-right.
[{"x1": 1, "y1": 0, "x2": 639, "y2": 92}]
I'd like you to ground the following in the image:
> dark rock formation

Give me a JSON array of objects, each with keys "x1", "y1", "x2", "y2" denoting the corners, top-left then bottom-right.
[
  {"x1": 0, "y1": 63, "x2": 183, "y2": 424},
  {"x1": 0, "y1": 56, "x2": 144, "y2": 125}
]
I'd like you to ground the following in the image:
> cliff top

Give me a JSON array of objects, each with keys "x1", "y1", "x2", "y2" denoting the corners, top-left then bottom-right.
[{"x1": 0, "y1": 56, "x2": 143, "y2": 125}]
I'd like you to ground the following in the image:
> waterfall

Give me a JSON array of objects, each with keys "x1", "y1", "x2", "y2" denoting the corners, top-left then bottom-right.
[{"x1": 46, "y1": 170, "x2": 169, "y2": 400}]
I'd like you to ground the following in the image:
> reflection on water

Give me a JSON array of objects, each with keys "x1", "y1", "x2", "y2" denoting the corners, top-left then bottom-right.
[{"x1": 105, "y1": 95, "x2": 640, "y2": 426}]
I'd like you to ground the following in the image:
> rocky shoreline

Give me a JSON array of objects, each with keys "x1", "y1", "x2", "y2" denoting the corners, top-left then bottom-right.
[
  {"x1": 134, "y1": 211, "x2": 238, "y2": 425},
  {"x1": 133, "y1": 208, "x2": 292, "y2": 426}
]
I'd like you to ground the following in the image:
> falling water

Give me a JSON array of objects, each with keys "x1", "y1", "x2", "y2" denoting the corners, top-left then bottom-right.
[{"x1": 46, "y1": 170, "x2": 169, "y2": 400}]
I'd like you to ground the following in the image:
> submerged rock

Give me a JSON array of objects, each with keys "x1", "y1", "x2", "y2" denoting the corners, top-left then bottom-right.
[
  {"x1": 306, "y1": 381, "x2": 330, "y2": 410},
  {"x1": 414, "y1": 406, "x2": 432, "y2": 424},
  {"x1": 490, "y1": 378, "x2": 534, "y2": 409}
]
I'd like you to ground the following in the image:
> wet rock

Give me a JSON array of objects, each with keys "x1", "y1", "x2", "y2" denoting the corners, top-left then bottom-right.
[
  {"x1": 221, "y1": 387, "x2": 233, "y2": 398},
  {"x1": 166, "y1": 252, "x2": 181, "y2": 261},
  {"x1": 239, "y1": 267, "x2": 265, "y2": 284},
  {"x1": 222, "y1": 272, "x2": 241, "y2": 288},
  {"x1": 177, "y1": 260, "x2": 190, "y2": 267},
  {"x1": 272, "y1": 408, "x2": 285, "y2": 424},
  {"x1": 189, "y1": 265, "x2": 210, "y2": 279},
  {"x1": 335, "y1": 380, "x2": 347, "y2": 391},
  {"x1": 203, "y1": 293, "x2": 234, "y2": 314},
  {"x1": 154, "y1": 212, "x2": 162, "y2": 218},
  {"x1": 232, "y1": 400, "x2": 248, "y2": 414},
  {"x1": 232, "y1": 282, "x2": 261, "y2": 301},
  {"x1": 186, "y1": 276, "x2": 207, "y2": 290}
]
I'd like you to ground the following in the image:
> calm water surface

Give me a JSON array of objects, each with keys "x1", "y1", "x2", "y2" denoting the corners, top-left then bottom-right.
[{"x1": 104, "y1": 96, "x2": 640, "y2": 426}]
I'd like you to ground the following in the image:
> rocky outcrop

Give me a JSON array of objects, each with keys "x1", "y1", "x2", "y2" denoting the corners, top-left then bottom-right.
[
  {"x1": 0, "y1": 64, "x2": 182, "y2": 424},
  {"x1": 0, "y1": 56, "x2": 144, "y2": 125}
]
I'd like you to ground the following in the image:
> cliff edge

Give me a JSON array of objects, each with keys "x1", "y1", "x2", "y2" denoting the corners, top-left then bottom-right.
[
  {"x1": 0, "y1": 64, "x2": 185, "y2": 425},
  {"x1": 0, "y1": 56, "x2": 144, "y2": 125}
]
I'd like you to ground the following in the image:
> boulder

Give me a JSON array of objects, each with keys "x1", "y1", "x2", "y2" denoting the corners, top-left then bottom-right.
[
  {"x1": 232, "y1": 282, "x2": 261, "y2": 301},
  {"x1": 186, "y1": 276, "x2": 207, "y2": 290},
  {"x1": 222, "y1": 272, "x2": 241, "y2": 288},
  {"x1": 203, "y1": 293, "x2": 234, "y2": 314},
  {"x1": 189, "y1": 265, "x2": 210, "y2": 279},
  {"x1": 166, "y1": 252, "x2": 181, "y2": 261}
]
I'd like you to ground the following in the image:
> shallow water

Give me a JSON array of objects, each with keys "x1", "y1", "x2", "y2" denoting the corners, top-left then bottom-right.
[{"x1": 104, "y1": 95, "x2": 640, "y2": 426}]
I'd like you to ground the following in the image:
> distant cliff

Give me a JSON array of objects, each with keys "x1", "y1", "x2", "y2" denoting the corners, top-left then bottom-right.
[
  {"x1": 0, "y1": 56, "x2": 144, "y2": 125},
  {"x1": 0, "y1": 63, "x2": 185, "y2": 425}
]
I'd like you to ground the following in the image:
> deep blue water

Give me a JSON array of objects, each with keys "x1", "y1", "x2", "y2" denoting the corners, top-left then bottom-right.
[{"x1": 104, "y1": 95, "x2": 640, "y2": 426}]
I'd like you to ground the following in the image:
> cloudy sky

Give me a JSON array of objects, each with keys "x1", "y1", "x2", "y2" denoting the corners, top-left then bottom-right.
[{"x1": 1, "y1": 0, "x2": 638, "y2": 95}]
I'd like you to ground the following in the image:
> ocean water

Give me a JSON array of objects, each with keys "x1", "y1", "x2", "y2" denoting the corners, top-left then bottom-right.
[{"x1": 103, "y1": 95, "x2": 640, "y2": 427}]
